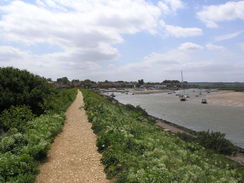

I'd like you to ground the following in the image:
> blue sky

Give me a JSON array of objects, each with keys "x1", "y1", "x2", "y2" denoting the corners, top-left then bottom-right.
[{"x1": 0, "y1": 0, "x2": 244, "y2": 82}]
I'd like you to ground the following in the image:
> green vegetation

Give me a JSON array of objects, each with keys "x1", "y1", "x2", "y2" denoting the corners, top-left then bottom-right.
[
  {"x1": 82, "y1": 89, "x2": 244, "y2": 183},
  {"x1": 196, "y1": 131, "x2": 239, "y2": 155},
  {"x1": 0, "y1": 105, "x2": 35, "y2": 132},
  {"x1": 57, "y1": 77, "x2": 69, "y2": 84},
  {"x1": 0, "y1": 67, "x2": 77, "y2": 183},
  {"x1": 177, "y1": 130, "x2": 240, "y2": 155},
  {"x1": 0, "y1": 67, "x2": 56, "y2": 115}
]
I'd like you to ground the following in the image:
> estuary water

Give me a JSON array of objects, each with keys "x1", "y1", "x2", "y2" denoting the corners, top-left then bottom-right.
[{"x1": 114, "y1": 90, "x2": 244, "y2": 148}]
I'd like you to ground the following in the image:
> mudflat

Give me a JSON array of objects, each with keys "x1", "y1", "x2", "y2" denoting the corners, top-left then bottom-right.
[{"x1": 207, "y1": 91, "x2": 244, "y2": 108}]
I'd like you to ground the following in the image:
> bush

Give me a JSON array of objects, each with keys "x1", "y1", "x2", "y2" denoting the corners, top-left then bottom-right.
[
  {"x1": 0, "y1": 133, "x2": 27, "y2": 154},
  {"x1": 0, "y1": 153, "x2": 37, "y2": 183},
  {"x1": 43, "y1": 88, "x2": 77, "y2": 113},
  {"x1": 0, "y1": 67, "x2": 55, "y2": 115},
  {"x1": 0, "y1": 105, "x2": 35, "y2": 132},
  {"x1": 196, "y1": 130, "x2": 239, "y2": 155}
]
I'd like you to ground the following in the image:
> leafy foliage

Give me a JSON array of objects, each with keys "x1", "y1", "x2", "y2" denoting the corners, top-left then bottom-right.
[
  {"x1": 0, "y1": 67, "x2": 55, "y2": 115},
  {"x1": 197, "y1": 130, "x2": 239, "y2": 155},
  {"x1": 57, "y1": 77, "x2": 69, "y2": 84},
  {"x1": 0, "y1": 105, "x2": 35, "y2": 132},
  {"x1": 43, "y1": 88, "x2": 77, "y2": 114},
  {"x1": 82, "y1": 89, "x2": 244, "y2": 183}
]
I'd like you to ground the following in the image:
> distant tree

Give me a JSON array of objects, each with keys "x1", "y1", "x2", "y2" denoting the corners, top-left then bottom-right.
[
  {"x1": 163, "y1": 80, "x2": 180, "y2": 84},
  {"x1": 57, "y1": 77, "x2": 69, "y2": 84},
  {"x1": 0, "y1": 67, "x2": 55, "y2": 115},
  {"x1": 71, "y1": 79, "x2": 80, "y2": 83},
  {"x1": 138, "y1": 79, "x2": 144, "y2": 85},
  {"x1": 82, "y1": 79, "x2": 97, "y2": 88}
]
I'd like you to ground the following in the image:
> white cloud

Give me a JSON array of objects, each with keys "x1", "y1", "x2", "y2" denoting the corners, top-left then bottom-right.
[
  {"x1": 160, "y1": 21, "x2": 203, "y2": 37},
  {"x1": 0, "y1": 46, "x2": 29, "y2": 62},
  {"x1": 158, "y1": 0, "x2": 184, "y2": 15},
  {"x1": 206, "y1": 43, "x2": 225, "y2": 51},
  {"x1": 0, "y1": 0, "x2": 162, "y2": 64},
  {"x1": 197, "y1": 1, "x2": 244, "y2": 28},
  {"x1": 179, "y1": 42, "x2": 203, "y2": 50},
  {"x1": 164, "y1": 0, "x2": 184, "y2": 12},
  {"x1": 215, "y1": 32, "x2": 242, "y2": 42},
  {"x1": 0, "y1": 0, "x2": 197, "y2": 79}
]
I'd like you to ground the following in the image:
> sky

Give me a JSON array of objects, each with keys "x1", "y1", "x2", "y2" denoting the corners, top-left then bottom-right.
[{"x1": 0, "y1": 0, "x2": 244, "y2": 82}]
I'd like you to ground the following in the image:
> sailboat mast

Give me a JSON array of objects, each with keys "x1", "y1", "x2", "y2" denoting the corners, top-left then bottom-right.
[
  {"x1": 181, "y1": 70, "x2": 183, "y2": 83},
  {"x1": 181, "y1": 70, "x2": 185, "y2": 95}
]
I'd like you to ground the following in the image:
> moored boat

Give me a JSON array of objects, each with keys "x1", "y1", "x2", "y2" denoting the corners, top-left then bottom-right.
[{"x1": 201, "y1": 98, "x2": 207, "y2": 104}]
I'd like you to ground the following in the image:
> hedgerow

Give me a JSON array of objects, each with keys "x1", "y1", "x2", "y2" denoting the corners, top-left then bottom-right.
[
  {"x1": 82, "y1": 89, "x2": 244, "y2": 183},
  {"x1": 0, "y1": 88, "x2": 77, "y2": 183}
]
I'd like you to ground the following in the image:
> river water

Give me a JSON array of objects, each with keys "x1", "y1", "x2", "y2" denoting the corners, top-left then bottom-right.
[{"x1": 114, "y1": 89, "x2": 244, "y2": 148}]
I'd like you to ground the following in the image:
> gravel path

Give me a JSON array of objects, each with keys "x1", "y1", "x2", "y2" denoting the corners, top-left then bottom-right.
[{"x1": 35, "y1": 90, "x2": 110, "y2": 183}]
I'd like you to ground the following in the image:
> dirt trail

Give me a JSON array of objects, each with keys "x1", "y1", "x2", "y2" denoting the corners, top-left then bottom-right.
[{"x1": 35, "y1": 90, "x2": 110, "y2": 183}]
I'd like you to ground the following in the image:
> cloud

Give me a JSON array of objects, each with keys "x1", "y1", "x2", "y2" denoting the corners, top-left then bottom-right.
[
  {"x1": 179, "y1": 42, "x2": 203, "y2": 50},
  {"x1": 0, "y1": 46, "x2": 29, "y2": 62},
  {"x1": 0, "y1": 0, "x2": 163, "y2": 64},
  {"x1": 0, "y1": 0, "x2": 199, "y2": 79},
  {"x1": 215, "y1": 32, "x2": 242, "y2": 42},
  {"x1": 206, "y1": 43, "x2": 225, "y2": 51},
  {"x1": 160, "y1": 21, "x2": 203, "y2": 38},
  {"x1": 158, "y1": 0, "x2": 184, "y2": 15},
  {"x1": 197, "y1": 1, "x2": 244, "y2": 28}
]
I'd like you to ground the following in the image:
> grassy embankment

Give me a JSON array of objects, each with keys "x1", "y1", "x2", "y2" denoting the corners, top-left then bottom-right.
[
  {"x1": 82, "y1": 89, "x2": 244, "y2": 183},
  {"x1": 0, "y1": 89, "x2": 77, "y2": 183}
]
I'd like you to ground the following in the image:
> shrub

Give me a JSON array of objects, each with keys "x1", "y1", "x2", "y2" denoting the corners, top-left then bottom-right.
[
  {"x1": 0, "y1": 105, "x2": 35, "y2": 132},
  {"x1": 0, "y1": 153, "x2": 37, "y2": 183},
  {"x1": 43, "y1": 88, "x2": 77, "y2": 113},
  {"x1": 196, "y1": 130, "x2": 239, "y2": 155},
  {"x1": 0, "y1": 133, "x2": 27, "y2": 154},
  {"x1": 0, "y1": 67, "x2": 55, "y2": 115}
]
